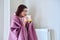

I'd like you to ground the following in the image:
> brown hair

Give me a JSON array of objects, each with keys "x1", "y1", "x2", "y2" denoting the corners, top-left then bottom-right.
[{"x1": 16, "y1": 4, "x2": 27, "y2": 16}]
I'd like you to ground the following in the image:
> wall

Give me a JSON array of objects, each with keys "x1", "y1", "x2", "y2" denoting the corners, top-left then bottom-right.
[{"x1": 0, "y1": 0, "x2": 4, "y2": 40}]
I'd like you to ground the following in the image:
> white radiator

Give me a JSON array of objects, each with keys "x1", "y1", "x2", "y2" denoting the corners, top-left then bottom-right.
[{"x1": 35, "y1": 29, "x2": 51, "y2": 40}]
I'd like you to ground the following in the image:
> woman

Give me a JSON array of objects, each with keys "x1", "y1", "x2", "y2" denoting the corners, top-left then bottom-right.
[{"x1": 9, "y1": 4, "x2": 38, "y2": 40}]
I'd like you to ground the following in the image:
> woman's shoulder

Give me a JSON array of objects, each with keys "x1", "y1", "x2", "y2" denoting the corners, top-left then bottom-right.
[{"x1": 11, "y1": 15, "x2": 20, "y2": 22}]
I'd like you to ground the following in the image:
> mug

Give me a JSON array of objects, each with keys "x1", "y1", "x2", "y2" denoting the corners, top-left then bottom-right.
[{"x1": 26, "y1": 15, "x2": 32, "y2": 22}]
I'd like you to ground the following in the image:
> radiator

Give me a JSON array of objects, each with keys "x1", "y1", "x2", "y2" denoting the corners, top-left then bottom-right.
[{"x1": 35, "y1": 29, "x2": 51, "y2": 40}]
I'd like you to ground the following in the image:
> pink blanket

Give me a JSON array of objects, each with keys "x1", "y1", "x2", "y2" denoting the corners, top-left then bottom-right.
[{"x1": 9, "y1": 15, "x2": 38, "y2": 40}]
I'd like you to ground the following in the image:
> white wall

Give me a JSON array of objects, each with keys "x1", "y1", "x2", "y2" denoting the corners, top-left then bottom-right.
[{"x1": 0, "y1": 0, "x2": 4, "y2": 40}]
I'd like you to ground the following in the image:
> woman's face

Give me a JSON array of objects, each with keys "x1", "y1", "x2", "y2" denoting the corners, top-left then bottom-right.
[{"x1": 20, "y1": 8, "x2": 28, "y2": 17}]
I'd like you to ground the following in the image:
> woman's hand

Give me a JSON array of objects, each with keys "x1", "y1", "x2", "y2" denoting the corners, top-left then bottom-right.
[
  {"x1": 22, "y1": 17, "x2": 28, "y2": 27},
  {"x1": 21, "y1": 15, "x2": 32, "y2": 27}
]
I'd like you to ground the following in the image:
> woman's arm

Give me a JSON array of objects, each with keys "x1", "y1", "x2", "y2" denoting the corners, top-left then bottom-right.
[{"x1": 10, "y1": 16, "x2": 21, "y2": 38}]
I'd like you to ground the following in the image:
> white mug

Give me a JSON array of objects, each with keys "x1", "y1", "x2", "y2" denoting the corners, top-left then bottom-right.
[{"x1": 26, "y1": 15, "x2": 32, "y2": 22}]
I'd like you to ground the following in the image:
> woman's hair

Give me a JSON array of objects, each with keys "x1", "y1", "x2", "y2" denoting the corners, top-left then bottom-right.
[{"x1": 16, "y1": 4, "x2": 27, "y2": 16}]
